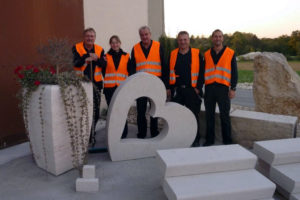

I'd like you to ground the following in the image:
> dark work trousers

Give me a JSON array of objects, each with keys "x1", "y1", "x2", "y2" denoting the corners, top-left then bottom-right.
[
  {"x1": 90, "y1": 86, "x2": 101, "y2": 145},
  {"x1": 172, "y1": 87, "x2": 202, "y2": 144},
  {"x1": 136, "y1": 97, "x2": 159, "y2": 138},
  {"x1": 104, "y1": 87, "x2": 128, "y2": 139},
  {"x1": 204, "y1": 83, "x2": 232, "y2": 145}
]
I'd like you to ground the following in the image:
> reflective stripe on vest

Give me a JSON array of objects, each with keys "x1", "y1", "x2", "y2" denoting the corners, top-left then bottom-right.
[
  {"x1": 133, "y1": 41, "x2": 162, "y2": 76},
  {"x1": 204, "y1": 47, "x2": 234, "y2": 87},
  {"x1": 73, "y1": 42, "x2": 104, "y2": 82},
  {"x1": 104, "y1": 53, "x2": 129, "y2": 88},
  {"x1": 169, "y1": 48, "x2": 200, "y2": 87}
]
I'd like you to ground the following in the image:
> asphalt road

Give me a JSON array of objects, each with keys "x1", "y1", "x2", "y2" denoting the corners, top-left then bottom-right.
[{"x1": 231, "y1": 88, "x2": 255, "y2": 108}]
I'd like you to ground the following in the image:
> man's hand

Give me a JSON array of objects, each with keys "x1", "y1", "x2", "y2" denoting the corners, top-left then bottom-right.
[
  {"x1": 89, "y1": 53, "x2": 98, "y2": 61},
  {"x1": 194, "y1": 88, "x2": 200, "y2": 94},
  {"x1": 229, "y1": 89, "x2": 236, "y2": 99}
]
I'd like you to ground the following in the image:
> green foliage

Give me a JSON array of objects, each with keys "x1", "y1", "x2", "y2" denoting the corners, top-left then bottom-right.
[
  {"x1": 238, "y1": 70, "x2": 253, "y2": 83},
  {"x1": 160, "y1": 30, "x2": 300, "y2": 59}
]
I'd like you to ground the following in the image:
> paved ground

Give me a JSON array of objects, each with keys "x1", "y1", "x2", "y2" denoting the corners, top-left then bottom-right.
[
  {"x1": 1, "y1": 89, "x2": 287, "y2": 200},
  {"x1": 232, "y1": 88, "x2": 255, "y2": 108}
]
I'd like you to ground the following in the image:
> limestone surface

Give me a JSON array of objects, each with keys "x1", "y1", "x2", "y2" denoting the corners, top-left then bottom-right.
[
  {"x1": 253, "y1": 52, "x2": 300, "y2": 119},
  {"x1": 83, "y1": 165, "x2": 95, "y2": 179},
  {"x1": 27, "y1": 83, "x2": 93, "y2": 176},
  {"x1": 253, "y1": 138, "x2": 300, "y2": 165},
  {"x1": 157, "y1": 145, "x2": 257, "y2": 177},
  {"x1": 106, "y1": 73, "x2": 197, "y2": 161},
  {"x1": 163, "y1": 169, "x2": 276, "y2": 200},
  {"x1": 270, "y1": 163, "x2": 300, "y2": 194},
  {"x1": 76, "y1": 178, "x2": 99, "y2": 192}
]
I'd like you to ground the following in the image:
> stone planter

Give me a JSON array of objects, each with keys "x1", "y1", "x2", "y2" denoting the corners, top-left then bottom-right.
[{"x1": 26, "y1": 83, "x2": 93, "y2": 176}]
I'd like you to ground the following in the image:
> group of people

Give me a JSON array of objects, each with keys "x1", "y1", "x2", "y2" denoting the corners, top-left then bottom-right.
[{"x1": 72, "y1": 26, "x2": 237, "y2": 147}]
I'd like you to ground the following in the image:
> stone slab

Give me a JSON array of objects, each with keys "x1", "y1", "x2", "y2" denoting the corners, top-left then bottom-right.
[
  {"x1": 199, "y1": 107, "x2": 297, "y2": 148},
  {"x1": 253, "y1": 138, "x2": 300, "y2": 165},
  {"x1": 76, "y1": 178, "x2": 99, "y2": 192},
  {"x1": 157, "y1": 144, "x2": 257, "y2": 177},
  {"x1": 270, "y1": 163, "x2": 300, "y2": 194},
  {"x1": 83, "y1": 165, "x2": 95, "y2": 179},
  {"x1": 291, "y1": 193, "x2": 300, "y2": 200},
  {"x1": 107, "y1": 73, "x2": 197, "y2": 161},
  {"x1": 163, "y1": 169, "x2": 275, "y2": 200}
]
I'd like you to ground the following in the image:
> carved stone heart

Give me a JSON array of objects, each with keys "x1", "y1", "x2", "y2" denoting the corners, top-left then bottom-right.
[{"x1": 106, "y1": 72, "x2": 197, "y2": 161}]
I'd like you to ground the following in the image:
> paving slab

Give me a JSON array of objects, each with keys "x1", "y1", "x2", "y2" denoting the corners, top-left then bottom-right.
[
  {"x1": 163, "y1": 169, "x2": 276, "y2": 200},
  {"x1": 253, "y1": 138, "x2": 300, "y2": 165},
  {"x1": 270, "y1": 163, "x2": 300, "y2": 194},
  {"x1": 157, "y1": 144, "x2": 257, "y2": 177}
]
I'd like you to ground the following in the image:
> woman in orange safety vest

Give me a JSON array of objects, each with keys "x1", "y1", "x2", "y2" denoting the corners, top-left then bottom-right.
[{"x1": 104, "y1": 35, "x2": 132, "y2": 139}]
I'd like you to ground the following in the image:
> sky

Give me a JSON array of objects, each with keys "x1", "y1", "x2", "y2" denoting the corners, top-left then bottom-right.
[{"x1": 164, "y1": 0, "x2": 300, "y2": 38}]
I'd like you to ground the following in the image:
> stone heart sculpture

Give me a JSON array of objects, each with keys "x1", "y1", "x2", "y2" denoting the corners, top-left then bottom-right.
[{"x1": 106, "y1": 72, "x2": 197, "y2": 161}]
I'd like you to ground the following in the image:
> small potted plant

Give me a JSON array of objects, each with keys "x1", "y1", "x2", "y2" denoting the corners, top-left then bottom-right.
[{"x1": 15, "y1": 38, "x2": 93, "y2": 176}]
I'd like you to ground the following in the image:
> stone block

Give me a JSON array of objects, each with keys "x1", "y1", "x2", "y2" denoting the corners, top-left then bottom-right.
[
  {"x1": 157, "y1": 144, "x2": 257, "y2": 178},
  {"x1": 106, "y1": 73, "x2": 197, "y2": 161},
  {"x1": 82, "y1": 165, "x2": 95, "y2": 179},
  {"x1": 253, "y1": 138, "x2": 300, "y2": 165},
  {"x1": 291, "y1": 193, "x2": 300, "y2": 200},
  {"x1": 270, "y1": 163, "x2": 300, "y2": 194},
  {"x1": 231, "y1": 110, "x2": 297, "y2": 148},
  {"x1": 76, "y1": 178, "x2": 99, "y2": 192},
  {"x1": 199, "y1": 107, "x2": 297, "y2": 148},
  {"x1": 163, "y1": 169, "x2": 275, "y2": 200}
]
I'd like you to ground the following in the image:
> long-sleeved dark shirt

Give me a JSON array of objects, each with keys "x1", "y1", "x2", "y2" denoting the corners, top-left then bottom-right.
[
  {"x1": 200, "y1": 46, "x2": 238, "y2": 90},
  {"x1": 130, "y1": 40, "x2": 168, "y2": 86},
  {"x1": 72, "y1": 43, "x2": 107, "y2": 89},
  {"x1": 166, "y1": 47, "x2": 204, "y2": 91}
]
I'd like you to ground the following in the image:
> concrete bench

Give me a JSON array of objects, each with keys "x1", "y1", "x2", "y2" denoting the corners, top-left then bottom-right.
[
  {"x1": 163, "y1": 169, "x2": 276, "y2": 200},
  {"x1": 270, "y1": 163, "x2": 300, "y2": 194},
  {"x1": 199, "y1": 107, "x2": 298, "y2": 148},
  {"x1": 253, "y1": 138, "x2": 300, "y2": 165},
  {"x1": 157, "y1": 144, "x2": 257, "y2": 177}
]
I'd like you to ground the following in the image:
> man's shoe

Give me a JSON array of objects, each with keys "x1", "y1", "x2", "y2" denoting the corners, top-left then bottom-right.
[
  {"x1": 137, "y1": 133, "x2": 146, "y2": 139},
  {"x1": 191, "y1": 141, "x2": 200, "y2": 147},
  {"x1": 203, "y1": 142, "x2": 213, "y2": 147}
]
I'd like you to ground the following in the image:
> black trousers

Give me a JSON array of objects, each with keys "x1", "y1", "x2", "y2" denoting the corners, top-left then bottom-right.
[
  {"x1": 204, "y1": 83, "x2": 232, "y2": 145},
  {"x1": 136, "y1": 97, "x2": 159, "y2": 138},
  {"x1": 172, "y1": 87, "x2": 201, "y2": 144},
  {"x1": 104, "y1": 87, "x2": 128, "y2": 139}
]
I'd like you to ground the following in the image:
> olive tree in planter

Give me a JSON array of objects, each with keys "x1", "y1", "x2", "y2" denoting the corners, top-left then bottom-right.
[{"x1": 15, "y1": 39, "x2": 93, "y2": 176}]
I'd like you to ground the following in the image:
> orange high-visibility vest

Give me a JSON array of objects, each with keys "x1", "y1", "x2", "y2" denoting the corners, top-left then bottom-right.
[
  {"x1": 104, "y1": 53, "x2": 129, "y2": 88},
  {"x1": 169, "y1": 48, "x2": 200, "y2": 88},
  {"x1": 204, "y1": 47, "x2": 234, "y2": 87},
  {"x1": 133, "y1": 41, "x2": 162, "y2": 77},
  {"x1": 74, "y1": 42, "x2": 104, "y2": 82}
]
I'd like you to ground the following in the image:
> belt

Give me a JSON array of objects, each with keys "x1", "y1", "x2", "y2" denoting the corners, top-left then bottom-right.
[{"x1": 178, "y1": 85, "x2": 192, "y2": 88}]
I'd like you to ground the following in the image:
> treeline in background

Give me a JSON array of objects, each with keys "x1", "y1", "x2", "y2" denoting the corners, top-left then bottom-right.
[{"x1": 159, "y1": 30, "x2": 300, "y2": 61}]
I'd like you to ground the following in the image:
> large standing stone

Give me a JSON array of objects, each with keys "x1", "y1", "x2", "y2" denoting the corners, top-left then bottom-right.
[{"x1": 253, "y1": 52, "x2": 300, "y2": 119}]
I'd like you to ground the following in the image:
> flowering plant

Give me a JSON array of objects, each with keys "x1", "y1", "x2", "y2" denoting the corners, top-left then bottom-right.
[{"x1": 14, "y1": 65, "x2": 57, "y2": 89}]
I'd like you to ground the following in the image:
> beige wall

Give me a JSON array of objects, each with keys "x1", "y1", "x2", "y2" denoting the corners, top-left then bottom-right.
[{"x1": 83, "y1": 0, "x2": 164, "y2": 53}]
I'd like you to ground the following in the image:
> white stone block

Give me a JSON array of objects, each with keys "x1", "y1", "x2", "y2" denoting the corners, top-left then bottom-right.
[
  {"x1": 199, "y1": 108, "x2": 297, "y2": 148},
  {"x1": 163, "y1": 169, "x2": 275, "y2": 200},
  {"x1": 76, "y1": 178, "x2": 99, "y2": 192},
  {"x1": 27, "y1": 83, "x2": 93, "y2": 176},
  {"x1": 83, "y1": 165, "x2": 95, "y2": 179},
  {"x1": 253, "y1": 138, "x2": 300, "y2": 165},
  {"x1": 157, "y1": 144, "x2": 257, "y2": 177},
  {"x1": 270, "y1": 163, "x2": 300, "y2": 194},
  {"x1": 106, "y1": 73, "x2": 197, "y2": 161},
  {"x1": 291, "y1": 193, "x2": 300, "y2": 200}
]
